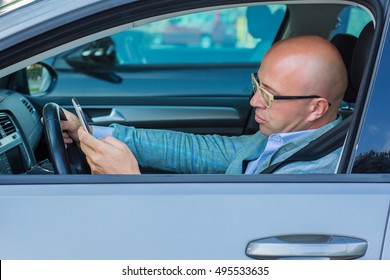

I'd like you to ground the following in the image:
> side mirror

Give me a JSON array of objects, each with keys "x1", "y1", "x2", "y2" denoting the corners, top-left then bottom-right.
[{"x1": 26, "y1": 62, "x2": 57, "y2": 95}]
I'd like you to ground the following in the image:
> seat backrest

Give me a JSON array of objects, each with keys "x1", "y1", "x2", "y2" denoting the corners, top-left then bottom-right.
[
  {"x1": 331, "y1": 33, "x2": 358, "y2": 103},
  {"x1": 331, "y1": 22, "x2": 374, "y2": 104},
  {"x1": 351, "y1": 21, "x2": 374, "y2": 94},
  {"x1": 245, "y1": 6, "x2": 286, "y2": 62},
  {"x1": 246, "y1": 6, "x2": 280, "y2": 39}
]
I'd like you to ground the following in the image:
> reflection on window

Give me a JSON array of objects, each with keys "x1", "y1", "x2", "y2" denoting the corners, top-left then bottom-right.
[
  {"x1": 110, "y1": 5, "x2": 286, "y2": 65},
  {"x1": 0, "y1": 0, "x2": 35, "y2": 14},
  {"x1": 330, "y1": 6, "x2": 372, "y2": 38},
  {"x1": 353, "y1": 150, "x2": 390, "y2": 173}
]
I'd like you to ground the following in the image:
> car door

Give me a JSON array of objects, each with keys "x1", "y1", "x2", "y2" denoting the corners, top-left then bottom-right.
[
  {"x1": 0, "y1": 176, "x2": 388, "y2": 259},
  {"x1": 0, "y1": 0, "x2": 389, "y2": 260}
]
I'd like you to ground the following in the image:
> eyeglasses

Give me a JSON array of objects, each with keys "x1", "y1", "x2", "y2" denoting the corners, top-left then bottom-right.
[{"x1": 251, "y1": 73, "x2": 331, "y2": 108}]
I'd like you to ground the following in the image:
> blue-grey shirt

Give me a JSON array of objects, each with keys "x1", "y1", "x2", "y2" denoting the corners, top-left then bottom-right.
[
  {"x1": 244, "y1": 129, "x2": 314, "y2": 174},
  {"x1": 91, "y1": 117, "x2": 342, "y2": 174}
]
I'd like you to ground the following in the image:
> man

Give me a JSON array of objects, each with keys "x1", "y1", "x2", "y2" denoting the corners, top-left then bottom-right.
[{"x1": 61, "y1": 35, "x2": 347, "y2": 174}]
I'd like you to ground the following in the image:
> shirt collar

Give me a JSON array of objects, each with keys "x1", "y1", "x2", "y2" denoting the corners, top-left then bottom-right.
[{"x1": 269, "y1": 129, "x2": 315, "y2": 145}]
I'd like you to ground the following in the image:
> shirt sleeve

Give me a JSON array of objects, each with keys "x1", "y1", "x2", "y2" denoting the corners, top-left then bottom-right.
[
  {"x1": 92, "y1": 126, "x2": 114, "y2": 139},
  {"x1": 110, "y1": 124, "x2": 251, "y2": 174}
]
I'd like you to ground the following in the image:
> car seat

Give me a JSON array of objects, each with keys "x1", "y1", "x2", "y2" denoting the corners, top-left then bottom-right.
[
  {"x1": 350, "y1": 22, "x2": 374, "y2": 99},
  {"x1": 330, "y1": 33, "x2": 358, "y2": 108},
  {"x1": 246, "y1": 5, "x2": 285, "y2": 61},
  {"x1": 330, "y1": 21, "x2": 374, "y2": 117}
]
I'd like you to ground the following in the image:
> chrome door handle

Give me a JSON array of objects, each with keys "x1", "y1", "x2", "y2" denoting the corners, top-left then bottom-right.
[
  {"x1": 91, "y1": 108, "x2": 125, "y2": 122},
  {"x1": 246, "y1": 234, "x2": 367, "y2": 260}
]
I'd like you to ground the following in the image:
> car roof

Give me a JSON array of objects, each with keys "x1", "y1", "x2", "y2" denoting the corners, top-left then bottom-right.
[
  {"x1": 0, "y1": 0, "x2": 382, "y2": 77},
  {"x1": 0, "y1": 0, "x2": 128, "y2": 48}
]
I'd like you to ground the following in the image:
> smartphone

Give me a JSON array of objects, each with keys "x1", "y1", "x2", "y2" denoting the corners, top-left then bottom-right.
[{"x1": 72, "y1": 97, "x2": 91, "y2": 134}]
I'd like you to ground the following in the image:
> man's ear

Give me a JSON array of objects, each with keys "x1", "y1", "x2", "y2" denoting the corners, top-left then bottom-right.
[{"x1": 307, "y1": 98, "x2": 329, "y2": 122}]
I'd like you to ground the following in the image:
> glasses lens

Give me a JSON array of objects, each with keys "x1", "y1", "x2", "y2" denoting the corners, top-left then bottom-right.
[
  {"x1": 252, "y1": 74, "x2": 271, "y2": 108},
  {"x1": 251, "y1": 75, "x2": 258, "y2": 94},
  {"x1": 259, "y1": 88, "x2": 270, "y2": 107}
]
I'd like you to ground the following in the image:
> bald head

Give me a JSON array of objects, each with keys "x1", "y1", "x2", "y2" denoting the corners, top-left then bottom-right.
[{"x1": 261, "y1": 35, "x2": 347, "y2": 122}]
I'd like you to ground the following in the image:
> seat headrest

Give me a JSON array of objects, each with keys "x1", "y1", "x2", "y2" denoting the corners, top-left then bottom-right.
[
  {"x1": 331, "y1": 33, "x2": 358, "y2": 103},
  {"x1": 246, "y1": 6, "x2": 284, "y2": 39},
  {"x1": 246, "y1": 6, "x2": 273, "y2": 38},
  {"x1": 351, "y1": 21, "x2": 374, "y2": 92}
]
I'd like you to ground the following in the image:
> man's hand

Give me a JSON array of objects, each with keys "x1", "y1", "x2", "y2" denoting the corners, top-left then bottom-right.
[
  {"x1": 78, "y1": 127, "x2": 141, "y2": 174},
  {"x1": 60, "y1": 109, "x2": 87, "y2": 145},
  {"x1": 41, "y1": 108, "x2": 88, "y2": 146}
]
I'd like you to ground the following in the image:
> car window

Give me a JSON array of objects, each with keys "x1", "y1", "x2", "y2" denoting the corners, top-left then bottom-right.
[
  {"x1": 0, "y1": 1, "x2": 380, "y2": 177},
  {"x1": 330, "y1": 6, "x2": 372, "y2": 38},
  {"x1": 351, "y1": 22, "x2": 390, "y2": 174},
  {"x1": 53, "y1": 5, "x2": 286, "y2": 69}
]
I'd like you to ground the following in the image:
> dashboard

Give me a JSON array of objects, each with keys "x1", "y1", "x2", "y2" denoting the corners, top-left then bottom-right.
[{"x1": 0, "y1": 90, "x2": 42, "y2": 174}]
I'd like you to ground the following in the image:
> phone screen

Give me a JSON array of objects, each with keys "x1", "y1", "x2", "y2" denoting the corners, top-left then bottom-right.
[{"x1": 72, "y1": 97, "x2": 91, "y2": 134}]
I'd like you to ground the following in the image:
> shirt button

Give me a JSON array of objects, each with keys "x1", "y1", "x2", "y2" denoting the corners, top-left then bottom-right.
[{"x1": 274, "y1": 135, "x2": 282, "y2": 143}]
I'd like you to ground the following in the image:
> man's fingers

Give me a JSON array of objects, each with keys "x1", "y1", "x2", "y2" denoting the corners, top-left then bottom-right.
[
  {"x1": 78, "y1": 127, "x2": 111, "y2": 156},
  {"x1": 63, "y1": 131, "x2": 73, "y2": 142},
  {"x1": 101, "y1": 136, "x2": 127, "y2": 149},
  {"x1": 78, "y1": 128, "x2": 140, "y2": 174},
  {"x1": 60, "y1": 120, "x2": 72, "y2": 131},
  {"x1": 78, "y1": 128, "x2": 99, "y2": 152}
]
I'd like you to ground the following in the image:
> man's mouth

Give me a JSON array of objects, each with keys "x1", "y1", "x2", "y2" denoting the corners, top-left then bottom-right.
[{"x1": 254, "y1": 112, "x2": 265, "y2": 124}]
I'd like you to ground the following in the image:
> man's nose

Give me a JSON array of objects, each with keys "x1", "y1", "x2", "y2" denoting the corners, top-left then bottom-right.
[{"x1": 250, "y1": 91, "x2": 267, "y2": 109}]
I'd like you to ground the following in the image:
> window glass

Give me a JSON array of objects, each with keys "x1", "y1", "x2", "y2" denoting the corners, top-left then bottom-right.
[
  {"x1": 330, "y1": 6, "x2": 372, "y2": 38},
  {"x1": 116, "y1": 5, "x2": 285, "y2": 65},
  {"x1": 352, "y1": 18, "x2": 390, "y2": 173},
  {"x1": 331, "y1": 6, "x2": 379, "y2": 173},
  {"x1": 56, "y1": 5, "x2": 286, "y2": 69}
]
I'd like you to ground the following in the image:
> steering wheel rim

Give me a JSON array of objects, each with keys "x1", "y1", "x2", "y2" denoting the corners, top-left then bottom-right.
[{"x1": 42, "y1": 103, "x2": 73, "y2": 174}]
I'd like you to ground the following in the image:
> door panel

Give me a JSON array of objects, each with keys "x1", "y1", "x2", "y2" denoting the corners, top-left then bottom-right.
[
  {"x1": 31, "y1": 67, "x2": 255, "y2": 136},
  {"x1": 0, "y1": 179, "x2": 388, "y2": 259},
  {"x1": 80, "y1": 105, "x2": 244, "y2": 135}
]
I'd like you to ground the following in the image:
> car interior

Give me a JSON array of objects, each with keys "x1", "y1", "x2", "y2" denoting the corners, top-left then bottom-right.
[{"x1": 0, "y1": 2, "x2": 376, "y2": 175}]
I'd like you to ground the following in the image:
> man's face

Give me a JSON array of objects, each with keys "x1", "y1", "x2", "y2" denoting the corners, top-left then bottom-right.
[{"x1": 250, "y1": 56, "x2": 314, "y2": 136}]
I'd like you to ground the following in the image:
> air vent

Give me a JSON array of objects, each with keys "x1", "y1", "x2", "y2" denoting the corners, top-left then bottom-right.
[
  {"x1": 21, "y1": 98, "x2": 35, "y2": 116},
  {"x1": 0, "y1": 114, "x2": 16, "y2": 138}
]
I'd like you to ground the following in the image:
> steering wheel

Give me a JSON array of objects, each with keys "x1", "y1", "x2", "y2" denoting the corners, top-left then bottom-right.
[{"x1": 42, "y1": 102, "x2": 90, "y2": 174}]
